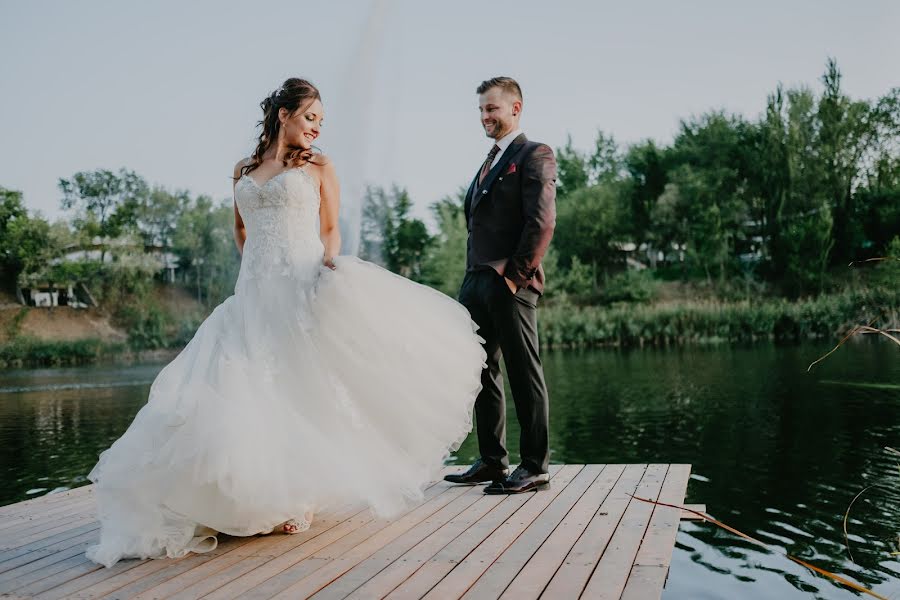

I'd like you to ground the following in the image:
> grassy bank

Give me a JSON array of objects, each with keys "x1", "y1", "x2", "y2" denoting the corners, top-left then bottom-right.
[
  {"x1": 2, "y1": 287, "x2": 897, "y2": 367},
  {"x1": 539, "y1": 288, "x2": 900, "y2": 348},
  {"x1": 0, "y1": 336, "x2": 184, "y2": 369},
  {"x1": 0, "y1": 337, "x2": 127, "y2": 368}
]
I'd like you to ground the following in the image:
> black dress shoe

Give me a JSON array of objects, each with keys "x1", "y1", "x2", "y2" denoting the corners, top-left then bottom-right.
[
  {"x1": 444, "y1": 459, "x2": 509, "y2": 485},
  {"x1": 484, "y1": 465, "x2": 550, "y2": 494}
]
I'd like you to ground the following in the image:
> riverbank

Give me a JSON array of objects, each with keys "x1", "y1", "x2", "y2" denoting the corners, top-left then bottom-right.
[
  {"x1": 539, "y1": 287, "x2": 900, "y2": 348},
  {"x1": 2, "y1": 287, "x2": 897, "y2": 367},
  {"x1": 0, "y1": 336, "x2": 180, "y2": 368},
  {"x1": 0, "y1": 283, "x2": 201, "y2": 368}
]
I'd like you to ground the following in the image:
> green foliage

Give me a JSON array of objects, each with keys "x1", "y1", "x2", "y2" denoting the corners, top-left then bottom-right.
[
  {"x1": 420, "y1": 190, "x2": 468, "y2": 297},
  {"x1": 137, "y1": 186, "x2": 189, "y2": 248},
  {"x1": 1, "y1": 59, "x2": 897, "y2": 367},
  {"x1": 359, "y1": 185, "x2": 432, "y2": 280},
  {"x1": 539, "y1": 287, "x2": 900, "y2": 349},
  {"x1": 542, "y1": 249, "x2": 595, "y2": 299},
  {"x1": 555, "y1": 131, "x2": 624, "y2": 200},
  {"x1": 553, "y1": 182, "x2": 626, "y2": 276},
  {"x1": 0, "y1": 337, "x2": 126, "y2": 368},
  {"x1": 172, "y1": 196, "x2": 239, "y2": 307},
  {"x1": 58, "y1": 168, "x2": 148, "y2": 260},
  {"x1": 0, "y1": 188, "x2": 57, "y2": 287},
  {"x1": 601, "y1": 270, "x2": 658, "y2": 304}
]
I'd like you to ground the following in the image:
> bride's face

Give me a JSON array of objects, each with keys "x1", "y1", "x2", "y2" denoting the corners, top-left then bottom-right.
[{"x1": 279, "y1": 99, "x2": 324, "y2": 149}]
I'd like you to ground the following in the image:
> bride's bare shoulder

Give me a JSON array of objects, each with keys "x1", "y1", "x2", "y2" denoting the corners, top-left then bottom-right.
[
  {"x1": 233, "y1": 157, "x2": 252, "y2": 181},
  {"x1": 306, "y1": 155, "x2": 337, "y2": 183}
]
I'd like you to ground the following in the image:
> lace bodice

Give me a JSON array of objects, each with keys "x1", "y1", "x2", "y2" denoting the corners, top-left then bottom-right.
[{"x1": 233, "y1": 167, "x2": 324, "y2": 286}]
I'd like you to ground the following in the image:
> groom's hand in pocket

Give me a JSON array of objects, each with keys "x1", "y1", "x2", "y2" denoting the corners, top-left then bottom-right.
[{"x1": 503, "y1": 276, "x2": 518, "y2": 295}]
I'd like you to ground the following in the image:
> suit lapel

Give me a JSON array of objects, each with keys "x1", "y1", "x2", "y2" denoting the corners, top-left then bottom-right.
[
  {"x1": 470, "y1": 133, "x2": 527, "y2": 216},
  {"x1": 463, "y1": 169, "x2": 479, "y2": 221}
]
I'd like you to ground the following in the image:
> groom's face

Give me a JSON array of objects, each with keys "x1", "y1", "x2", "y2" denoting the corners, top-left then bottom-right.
[{"x1": 478, "y1": 87, "x2": 521, "y2": 140}]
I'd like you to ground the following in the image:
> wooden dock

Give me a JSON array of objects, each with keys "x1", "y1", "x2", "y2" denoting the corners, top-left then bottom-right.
[{"x1": 0, "y1": 464, "x2": 695, "y2": 599}]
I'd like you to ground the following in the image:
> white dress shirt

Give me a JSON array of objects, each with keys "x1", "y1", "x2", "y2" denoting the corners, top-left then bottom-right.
[{"x1": 490, "y1": 128, "x2": 524, "y2": 169}]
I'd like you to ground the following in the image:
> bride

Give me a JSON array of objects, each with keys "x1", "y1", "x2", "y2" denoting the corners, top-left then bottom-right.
[{"x1": 85, "y1": 78, "x2": 486, "y2": 568}]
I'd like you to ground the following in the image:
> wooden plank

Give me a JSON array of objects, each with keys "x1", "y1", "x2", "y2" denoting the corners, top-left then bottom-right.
[
  {"x1": 0, "y1": 528, "x2": 98, "y2": 573},
  {"x1": 113, "y1": 474, "x2": 457, "y2": 600},
  {"x1": 0, "y1": 498, "x2": 95, "y2": 542},
  {"x1": 681, "y1": 504, "x2": 706, "y2": 520},
  {"x1": 339, "y1": 491, "x2": 518, "y2": 599},
  {"x1": 0, "y1": 465, "x2": 692, "y2": 600},
  {"x1": 163, "y1": 555, "x2": 271, "y2": 600},
  {"x1": 309, "y1": 477, "x2": 499, "y2": 599},
  {"x1": 35, "y1": 536, "x2": 258, "y2": 600},
  {"x1": 0, "y1": 499, "x2": 94, "y2": 536},
  {"x1": 0, "y1": 551, "x2": 92, "y2": 595},
  {"x1": 10, "y1": 559, "x2": 103, "y2": 598},
  {"x1": 498, "y1": 464, "x2": 627, "y2": 600},
  {"x1": 540, "y1": 464, "x2": 648, "y2": 598},
  {"x1": 620, "y1": 565, "x2": 668, "y2": 600},
  {"x1": 0, "y1": 541, "x2": 93, "y2": 591},
  {"x1": 123, "y1": 511, "x2": 372, "y2": 600},
  {"x1": 420, "y1": 465, "x2": 585, "y2": 600},
  {"x1": 266, "y1": 483, "x2": 474, "y2": 599},
  {"x1": 384, "y1": 469, "x2": 569, "y2": 600},
  {"x1": 197, "y1": 511, "x2": 378, "y2": 600},
  {"x1": 0, "y1": 486, "x2": 93, "y2": 518},
  {"x1": 620, "y1": 464, "x2": 691, "y2": 600},
  {"x1": 0, "y1": 516, "x2": 98, "y2": 551},
  {"x1": 236, "y1": 484, "x2": 467, "y2": 600},
  {"x1": 462, "y1": 465, "x2": 605, "y2": 599},
  {"x1": 0, "y1": 491, "x2": 94, "y2": 521},
  {"x1": 0, "y1": 523, "x2": 100, "y2": 561},
  {"x1": 580, "y1": 464, "x2": 668, "y2": 600}
]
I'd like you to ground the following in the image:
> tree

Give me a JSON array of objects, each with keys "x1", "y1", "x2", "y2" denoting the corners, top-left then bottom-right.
[
  {"x1": 358, "y1": 185, "x2": 391, "y2": 266},
  {"x1": 624, "y1": 140, "x2": 668, "y2": 243},
  {"x1": 384, "y1": 188, "x2": 432, "y2": 280},
  {"x1": 0, "y1": 187, "x2": 56, "y2": 288},
  {"x1": 552, "y1": 182, "x2": 626, "y2": 281},
  {"x1": 555, "y1": 131, "x2": 625, "y2": 202},
  {"x1": 668, "y1": 112, "x2": 754, "y2": 281},
  {"x1": 555, "y1": 135, "x2": 589, "y2": 199},
  {"x1": 136, "y1": 186, "x2": 189, "y2": 249},
  {"x1": 172, "y1": 196, "x2": 238, "y2": 306},
  {"x1": 358, "y1": 185, "x2": 432, "y2": 280},
  {"x1": 420, "y1": 188, "x2": 468, "y2": 297},
  {"x1": 58, "y1": 168, "x2": 148, "y2": 261}
]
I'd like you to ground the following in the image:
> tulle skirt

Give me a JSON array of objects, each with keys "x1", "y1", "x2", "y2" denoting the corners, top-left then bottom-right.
[{"x1": 85, "y1": 256, "x2": 485, "y2": 567}]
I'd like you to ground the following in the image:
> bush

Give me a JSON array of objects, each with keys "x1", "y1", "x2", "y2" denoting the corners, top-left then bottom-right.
[
  {"x1": 601, "y1": 269, "x2": 658, "y2": 304},
  {"x1": 538, "y1": 288, "x2": 900, "y2": 349},
  {"x1": 0, "y1": 337, "x2": 126, "y2": 367}
]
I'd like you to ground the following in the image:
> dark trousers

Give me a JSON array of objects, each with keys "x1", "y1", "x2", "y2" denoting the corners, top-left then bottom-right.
[{"x1": 458, "y1": 269, "x2": 550, "y2": 474}]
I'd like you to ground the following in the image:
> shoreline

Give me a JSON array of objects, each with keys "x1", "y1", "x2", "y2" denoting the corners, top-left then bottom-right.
[{"x1": 3, "y1": 287, "x2": 897, "y2": 368}]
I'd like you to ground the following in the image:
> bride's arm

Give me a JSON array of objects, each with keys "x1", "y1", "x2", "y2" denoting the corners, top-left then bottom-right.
[
  {"x1": 233, "y1": 160, "x2": 248, "y2": 255},
  {"x1": 317, "y1": 159, "x2": 341, "y2": 269}
]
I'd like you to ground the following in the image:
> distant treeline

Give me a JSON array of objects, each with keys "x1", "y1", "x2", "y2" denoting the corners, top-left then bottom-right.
[
  {"x1": 359, "y1": 59, "x2": 899, "y2": 302},
  {"x1": 1, "y1": 59, "x2": 897, "y2": 356}
]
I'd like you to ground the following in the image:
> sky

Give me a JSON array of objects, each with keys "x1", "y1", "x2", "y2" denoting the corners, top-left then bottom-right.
[{"x1": 1, "y1": 0, "x2": 898, "y2": 252}]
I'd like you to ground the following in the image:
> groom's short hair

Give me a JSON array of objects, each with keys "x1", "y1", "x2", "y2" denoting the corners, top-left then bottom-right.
[{"x1": 477, "y1": 77, "x2": 523, "y2": 102}]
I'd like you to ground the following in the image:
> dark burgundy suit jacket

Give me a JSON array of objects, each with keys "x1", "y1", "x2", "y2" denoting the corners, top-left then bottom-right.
[{"x1": 464, "y1": 133, "x2": 557, "y2": 294}]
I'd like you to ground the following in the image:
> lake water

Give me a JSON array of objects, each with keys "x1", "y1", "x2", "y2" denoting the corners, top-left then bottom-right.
[{"x1": 1, "y1": 342, "x2": 898, "y2": 598}]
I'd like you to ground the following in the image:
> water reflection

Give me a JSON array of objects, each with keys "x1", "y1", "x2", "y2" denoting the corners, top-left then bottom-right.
[{"x1": 0, "y1": 345, "x2": 898, "y2": 598}]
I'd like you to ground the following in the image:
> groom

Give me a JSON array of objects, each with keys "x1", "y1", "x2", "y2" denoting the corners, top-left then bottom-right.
[{"x1": 446, "y1": 77, "x2": 557, "y2": 494}]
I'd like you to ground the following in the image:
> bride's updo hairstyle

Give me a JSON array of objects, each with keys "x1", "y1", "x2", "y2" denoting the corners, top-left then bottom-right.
[{"x1": 240, "y1": 78, "x2": 324, "y2": 178}]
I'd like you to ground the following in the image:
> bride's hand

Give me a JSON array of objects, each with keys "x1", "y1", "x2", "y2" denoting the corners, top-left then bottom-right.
[{"x1": 323, "y1": 256, "x2": 337, "y2": 270}]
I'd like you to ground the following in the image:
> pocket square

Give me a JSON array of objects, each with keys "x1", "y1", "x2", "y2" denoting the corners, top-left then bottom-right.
[{"x1": 505, "y1": 163, "x2": 517, "y2": 175}]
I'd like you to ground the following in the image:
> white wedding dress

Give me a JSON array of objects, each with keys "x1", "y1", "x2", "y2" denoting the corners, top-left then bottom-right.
[{"x1": 85, "y1": 166, "x2": 486, "y2": 568}]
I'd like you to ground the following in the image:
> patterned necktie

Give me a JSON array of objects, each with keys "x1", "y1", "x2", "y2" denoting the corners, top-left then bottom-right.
[{"x1": 478, "y1": 144, "x2": 501, "y2": 186}]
